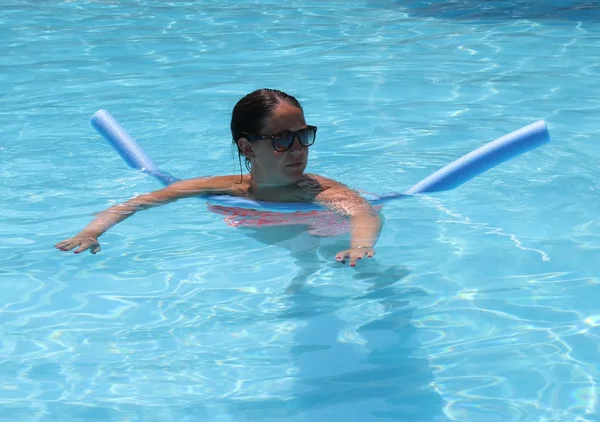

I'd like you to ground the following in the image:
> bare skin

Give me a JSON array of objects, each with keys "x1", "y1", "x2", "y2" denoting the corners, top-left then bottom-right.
[{"x1": 56, "y1": 102, "x2": 382, "y2": 267}]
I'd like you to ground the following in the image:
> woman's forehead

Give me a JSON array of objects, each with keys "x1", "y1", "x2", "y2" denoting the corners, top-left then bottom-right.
[{"x1": 262, "y1": 103, "x2": 306, "y2": 134}]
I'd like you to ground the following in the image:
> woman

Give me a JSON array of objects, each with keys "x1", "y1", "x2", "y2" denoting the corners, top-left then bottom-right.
[{"x1": 55, "y1": 89, "x2": 382, "y2": 267}]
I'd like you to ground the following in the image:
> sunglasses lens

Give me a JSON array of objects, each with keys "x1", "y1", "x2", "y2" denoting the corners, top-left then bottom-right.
[
  {"x1": 273, "y1": 133, "x2": 294, "y2": 152},
  {"x1": 271, "y1": 127, "x2": 317, "y2": 152},
  {"x1": 298, "y1": 127, "x2": 315, "y2": 146}
]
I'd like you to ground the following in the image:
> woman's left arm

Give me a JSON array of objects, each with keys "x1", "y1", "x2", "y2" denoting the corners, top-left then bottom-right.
[{"x1": 313, "y1": 178, "x2": 383, "y2": 267}]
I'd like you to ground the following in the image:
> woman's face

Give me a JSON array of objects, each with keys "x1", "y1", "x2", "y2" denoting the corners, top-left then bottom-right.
[{"x1": 245, "y1": 102, "x2": 311, "y2": 185}]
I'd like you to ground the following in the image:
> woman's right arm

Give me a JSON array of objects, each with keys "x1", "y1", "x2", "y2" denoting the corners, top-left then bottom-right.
[{"x1": 55, "y1": 177, "x2": 235, "y2": 254}]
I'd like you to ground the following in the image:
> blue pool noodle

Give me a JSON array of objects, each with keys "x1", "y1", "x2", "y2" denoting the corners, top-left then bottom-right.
[
  {"x1": 405, "y1": 120, "x2": 549, "y2": 195},
  {"x1": 90, "y1": 110, "x2": 180, "y2": 186},
  {"x1": 90, "y1": 109, "x2": 550, "y2": 210}
]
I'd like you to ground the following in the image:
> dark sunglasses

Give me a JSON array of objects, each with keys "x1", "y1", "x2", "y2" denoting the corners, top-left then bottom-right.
[{"x1": 245, "y1": 125, "x2": 317, "y2": 152}]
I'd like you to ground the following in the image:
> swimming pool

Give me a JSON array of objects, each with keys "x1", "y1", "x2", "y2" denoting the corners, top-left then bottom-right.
[{"x1": 2, "y1": 1, "x2": 600, "y2": 421}]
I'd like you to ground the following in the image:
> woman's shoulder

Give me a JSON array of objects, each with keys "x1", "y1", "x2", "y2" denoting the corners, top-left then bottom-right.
[
  {"x1": 302, "y1": 173, "x2": 346, "y2": 189},
  {"x1": 167, "y1": 174, "x2": 250, "y2": 197},
  {"x1": 188, "y1": 174, "x2": 248, "y2": 184}
]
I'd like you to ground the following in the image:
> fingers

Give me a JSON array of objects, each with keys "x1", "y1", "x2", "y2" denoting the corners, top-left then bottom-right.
[
  {"x1": 74, "y1": 243, "x2": 91, "y2": 254},
  {"x1": 55, "y1": 238, "x2": 100, "y2": 254},
  {"x1": 335, "y1": 248, "x2": 375, "y2": 267},
  {"x1": 54, "y1": 241, "x2": 67, "y2": 250},
  {"x1": 335, "y1": 251, "x2": 348, "y2": 263},
  {"x1": 55, "y1": 239, "x2": 81, "y2": 252},
  {"x1": 348, "y1": 251, "x2": 368, "y2": 267}
]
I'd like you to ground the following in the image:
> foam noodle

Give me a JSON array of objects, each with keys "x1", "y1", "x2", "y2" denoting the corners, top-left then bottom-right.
[
  {"x1": 90, "y1": 109, "x2": 550, "y2": 212},
  {"x1": 405, "y1": 120, "x2": 550, "y2": 195},
  {"x1": 91, "y1": 110, "x2": 180, "y2": 185}
]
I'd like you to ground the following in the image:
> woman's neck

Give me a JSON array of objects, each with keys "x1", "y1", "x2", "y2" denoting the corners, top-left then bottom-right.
[
  {"x1": 247, "y1": 171, "x2": 301, "y2": 195},
  {"x1": 249, "y1": 178, "x2": 294, "y2": 190}
]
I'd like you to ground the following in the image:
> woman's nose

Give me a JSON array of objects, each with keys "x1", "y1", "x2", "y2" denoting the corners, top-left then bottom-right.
[{"x1": 289, "y1": 135, "x2": 304, "y2": 152}]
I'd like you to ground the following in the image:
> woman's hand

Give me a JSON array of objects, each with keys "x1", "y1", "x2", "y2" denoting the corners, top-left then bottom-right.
[
  {"x1": 55, "y1": 236, "x2": 101, "y2": 255},
  {"x1": 335, "y1": 246, "x2": 375, "y2": 267}
]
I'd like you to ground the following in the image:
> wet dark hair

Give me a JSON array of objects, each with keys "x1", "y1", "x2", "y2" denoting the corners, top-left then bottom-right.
[{"x1": 231, "y1": 88, "x2": 303, "y2": 173}]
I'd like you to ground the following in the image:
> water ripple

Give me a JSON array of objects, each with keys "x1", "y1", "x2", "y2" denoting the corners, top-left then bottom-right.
[{"x1": 2, "y1": 1, "x2": 600, "y2": 420}]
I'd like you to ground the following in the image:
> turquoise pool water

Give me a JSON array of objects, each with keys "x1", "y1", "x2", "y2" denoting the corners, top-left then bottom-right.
[{"x1": 2, "y1": 1, "x2": 600, "y2": 421}]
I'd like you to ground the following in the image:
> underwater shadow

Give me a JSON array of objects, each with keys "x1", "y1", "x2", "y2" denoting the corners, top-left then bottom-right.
[
  {"x1": 284, "y1": 287, "x2": 446, "y2": 421},
  {"x1": 212, "y1": 226, "x2": 449, "y2": 421}
]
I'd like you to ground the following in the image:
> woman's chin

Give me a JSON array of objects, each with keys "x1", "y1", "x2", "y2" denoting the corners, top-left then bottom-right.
[{"x1": 285, "y1": 165, "x2": 306, "y2": 178}]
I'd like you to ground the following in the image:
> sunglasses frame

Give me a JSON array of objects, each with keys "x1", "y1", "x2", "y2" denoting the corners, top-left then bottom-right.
[{"x1": 244, "y1": 125, "x2": 318, "y2": 152}]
